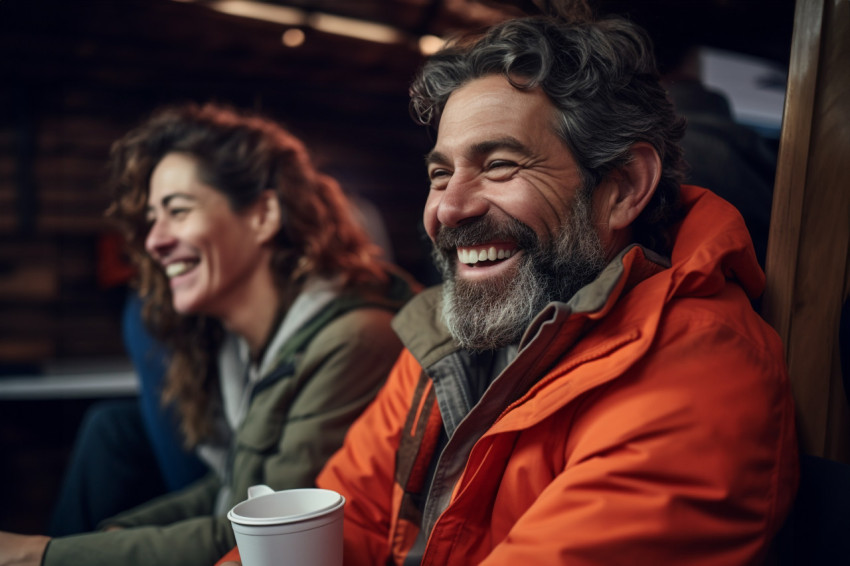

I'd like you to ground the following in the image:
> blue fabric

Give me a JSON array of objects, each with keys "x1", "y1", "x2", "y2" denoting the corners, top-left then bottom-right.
[{"x1": 121, "y1": 293, "x2": 206, "y2": 491}]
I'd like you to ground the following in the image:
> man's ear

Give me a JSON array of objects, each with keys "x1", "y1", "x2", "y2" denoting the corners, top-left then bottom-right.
[
  {"x1": 595, "y1": 142, "x2": 661, "y2": 231},
  {"x1": 251, "y1": 189, "x2": 283, "y2": 245}
]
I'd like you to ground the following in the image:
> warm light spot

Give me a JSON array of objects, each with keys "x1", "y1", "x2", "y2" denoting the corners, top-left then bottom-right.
[
  {"x1": 178, "y1": 0, "x2": 410, "y2": 47},
  {"x1": 307, "y1": 12, "x2": 404, "y2": 44},
  {"x1": 418, "y1": 34, "x2": 445, "y2": 56},
  {"x1": 281, "y1": 28, "x2": 306, "y2": 48},
  {"x1": 208, "y1": 0, "x2": 305, "y2": 25}
]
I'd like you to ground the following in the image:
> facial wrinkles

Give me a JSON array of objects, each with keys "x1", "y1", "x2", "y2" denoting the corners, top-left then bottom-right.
[
  {"x1": 494, "y1": 141, "x2": 583, "y2": 237},
  {"x1": 509, "y1": 171, "x2": 572, "y2": 242},
  {"x1": 428, "y1": 157, "x2": 575, "y2": 244},
  {"x1": 525, "y1": 142, "x2": 582, "y2": 226},
  {"x1": 428, "y1": 76, "x2": 582, "y2": 239}
]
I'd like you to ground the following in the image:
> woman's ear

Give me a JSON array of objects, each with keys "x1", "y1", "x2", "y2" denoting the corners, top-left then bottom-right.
[
  {"x1": 251, "y1": 190, "x2": 283, "y2": 245},
  {"x1": 594, "y1": 142, "x2": 662, "y2": 231}
]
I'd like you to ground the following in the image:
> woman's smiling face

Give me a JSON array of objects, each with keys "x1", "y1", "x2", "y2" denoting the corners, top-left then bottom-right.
[{"x1": 144, "y1": 152, "x2": 270, "y2": 318}]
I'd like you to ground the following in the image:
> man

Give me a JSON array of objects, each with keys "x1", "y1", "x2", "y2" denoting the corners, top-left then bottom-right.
[{"x1": 221, "y1": 11, "x2": 798, "y2": 566}]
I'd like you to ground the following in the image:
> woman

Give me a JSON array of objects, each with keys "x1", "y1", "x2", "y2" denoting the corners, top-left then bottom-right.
[{"x1": 0, "y1": 102, "x2": 415, "y2": 566}]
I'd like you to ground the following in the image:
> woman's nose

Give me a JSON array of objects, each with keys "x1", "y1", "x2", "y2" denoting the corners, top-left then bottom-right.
[{"x1": 144, "y1": 217, "x2": 176, "y2": 258}]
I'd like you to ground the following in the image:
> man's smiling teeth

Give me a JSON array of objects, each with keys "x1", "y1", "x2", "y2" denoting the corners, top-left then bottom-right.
[
  {"x1": 458, "y1": 246, "x2": 515, "y2": 265},
  {"x1": 165, "y1": 261, "x2": 195, "y2": 278}
]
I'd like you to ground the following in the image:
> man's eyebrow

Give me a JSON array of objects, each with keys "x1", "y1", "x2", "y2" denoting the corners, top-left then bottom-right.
[
  {"x1": 425, "y1": 150, "x2": 449, "y2": 167},
  {"x1": 425, "y1": 136, "x2": 531, "y2": 167},
  {"x1": 470, "y1": 137, "x2": 530, "y2": 157}
]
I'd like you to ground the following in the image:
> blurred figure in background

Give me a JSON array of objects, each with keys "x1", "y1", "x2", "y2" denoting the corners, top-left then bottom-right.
[
  {"x1": 0, "y1": 102, "x2": 416, "y2": 566},
  {"x1": 659, "y1": 44, "x2": 777, "y2": 268},
  {"x1": 593, "y1": 0, "x2": 780, "y2": 268}
]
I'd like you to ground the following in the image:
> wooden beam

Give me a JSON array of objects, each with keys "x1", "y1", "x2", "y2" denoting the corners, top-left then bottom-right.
[{"x1": 763, "y1": 0, "x2": 850, "y2": 461}]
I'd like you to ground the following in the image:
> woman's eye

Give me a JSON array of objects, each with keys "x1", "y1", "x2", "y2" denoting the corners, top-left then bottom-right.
[{"x1": 168, "y1": 207, "x2": 190, "y2": 218}]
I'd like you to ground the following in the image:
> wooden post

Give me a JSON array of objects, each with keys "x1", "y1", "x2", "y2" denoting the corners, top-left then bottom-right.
[{"x1": 762, "y1": 0, "x2": 850, "y2": 462}]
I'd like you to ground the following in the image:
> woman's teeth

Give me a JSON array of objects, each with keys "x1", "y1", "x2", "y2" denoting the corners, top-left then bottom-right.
[
  {"x1": 166, "y1": 261, "x2": 195, "y2": 278},
  {"x1": 458, "y1": 247, "x2": 515, "y2": 265}
]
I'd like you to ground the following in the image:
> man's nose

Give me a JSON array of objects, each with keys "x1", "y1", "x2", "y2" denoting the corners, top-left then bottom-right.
[{"x1": 435, "y1": 174, "x2": 489, "y2": 228}]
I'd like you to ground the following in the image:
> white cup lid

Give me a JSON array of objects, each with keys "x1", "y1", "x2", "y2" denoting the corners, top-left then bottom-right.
[{"x1": 227, "y1": 488, "x2": 344, "y2": 526}]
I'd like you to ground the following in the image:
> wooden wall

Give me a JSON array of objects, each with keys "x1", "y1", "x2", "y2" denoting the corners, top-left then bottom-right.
[
  {"x1": 0, "y1": 89, "x2": 132, "y2": 366},
  {"x1": 762, "y1": 0, "x2": 850, "y2": 462}
]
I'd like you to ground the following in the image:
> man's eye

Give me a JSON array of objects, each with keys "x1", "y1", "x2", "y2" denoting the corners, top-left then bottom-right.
[
  {"x1": 428, "y1": 168, "x2": 451, "y2": 188},
  {"x1": 486, "y1": 160, "x2": 517, "y2": 170},
  {"x1": 485, "y1": 160, "x2": 518, "y2": 180}
]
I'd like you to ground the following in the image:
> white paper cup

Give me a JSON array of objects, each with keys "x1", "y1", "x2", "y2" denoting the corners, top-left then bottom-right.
[{"x1": 227, "y1": 486, "x2": 345, "y2": 566}]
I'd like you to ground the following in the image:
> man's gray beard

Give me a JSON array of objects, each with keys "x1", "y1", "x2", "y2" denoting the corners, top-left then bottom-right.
[{"x1": 433, "y1": 194, "x2": 607, "y2": 352}]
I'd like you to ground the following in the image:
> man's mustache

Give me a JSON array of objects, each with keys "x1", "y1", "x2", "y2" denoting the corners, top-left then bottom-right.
[{"x1": 434, "y1": 215, "x2": 538, "y2": 251}]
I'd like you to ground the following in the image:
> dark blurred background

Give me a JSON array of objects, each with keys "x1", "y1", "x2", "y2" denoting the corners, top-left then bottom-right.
[{"x1": 0, "y1": 0, "x2": 796, "y2": 533}]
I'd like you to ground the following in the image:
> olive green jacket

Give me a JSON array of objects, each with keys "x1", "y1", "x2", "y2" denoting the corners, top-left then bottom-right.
[{"x1": 42, "y1": 272, "x2": 414, "y2": 566}]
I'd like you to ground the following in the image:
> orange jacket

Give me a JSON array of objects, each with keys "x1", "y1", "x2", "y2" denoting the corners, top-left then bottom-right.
[{"x1": 315, "y1": 186, "x2": 798, "y2": 566}]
